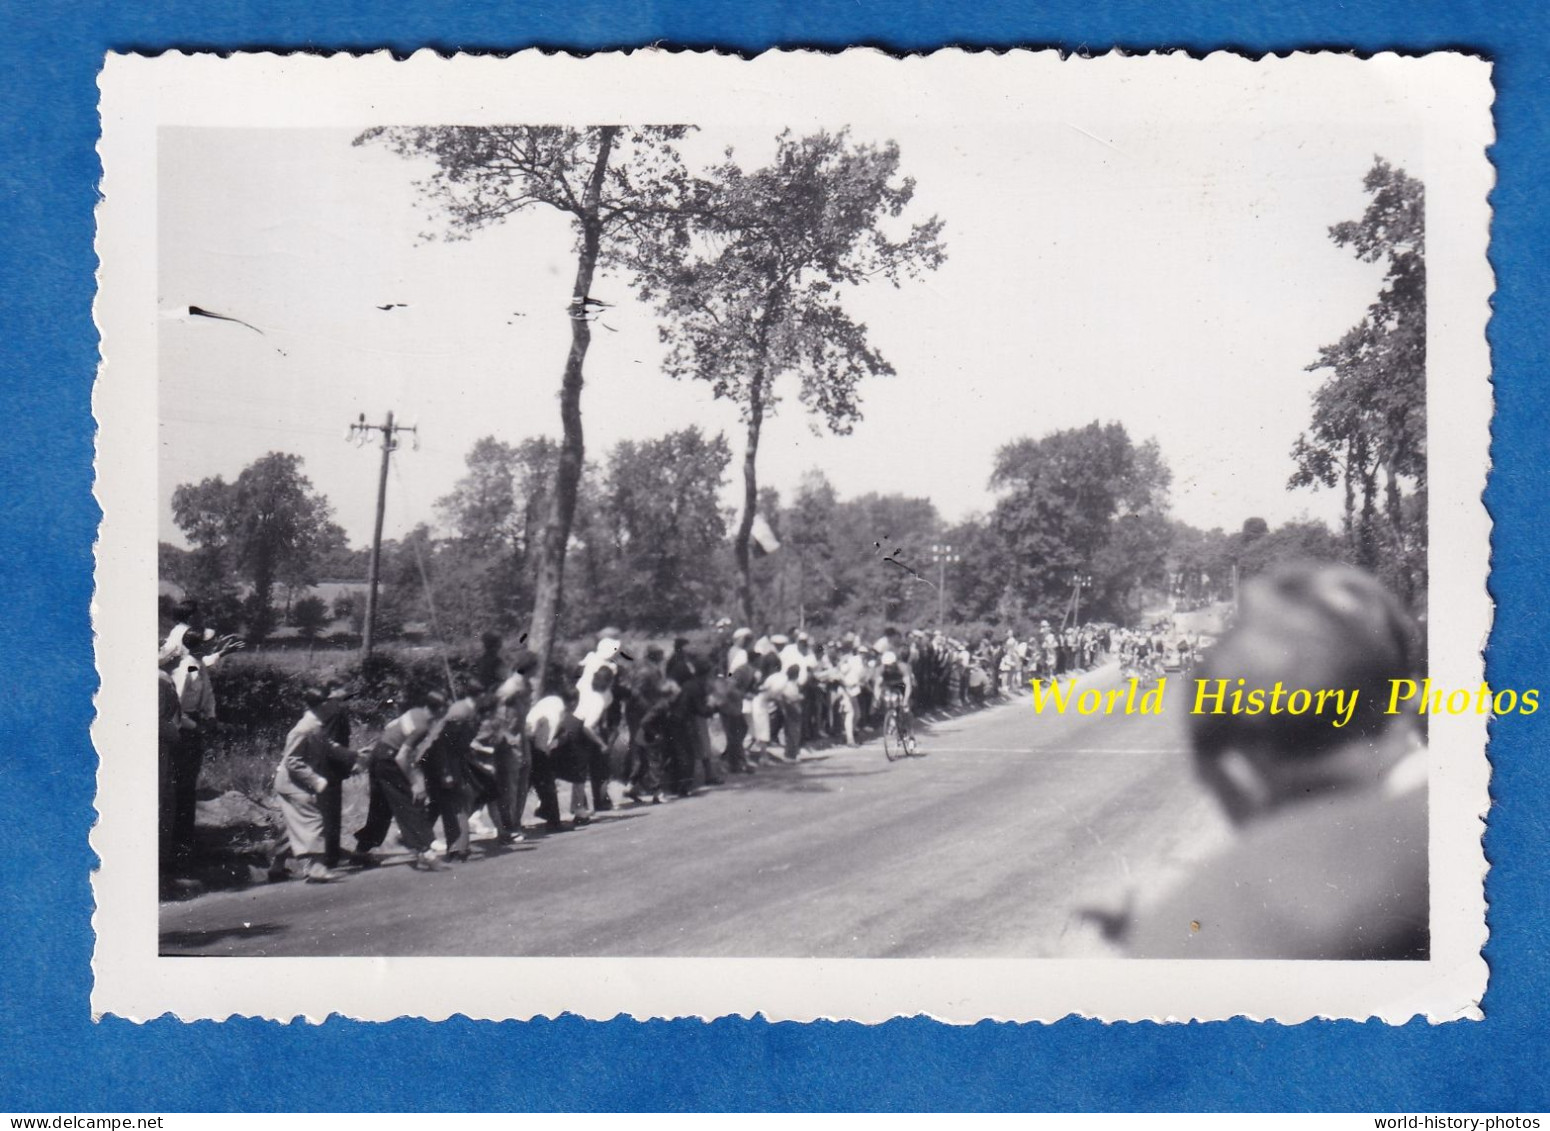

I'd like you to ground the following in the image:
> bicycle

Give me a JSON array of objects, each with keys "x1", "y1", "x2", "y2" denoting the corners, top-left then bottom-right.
[{"x1": 881, "y1": 689, "x2": 918, "y2": 761}]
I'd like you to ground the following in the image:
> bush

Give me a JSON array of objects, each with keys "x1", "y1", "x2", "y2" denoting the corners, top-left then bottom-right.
[
  {"x1": 290, "y1": 595, "x2": 329, "y2": 636},
  {"x1": 208, "y1": 645, "x2": 470, "y2": 741}
]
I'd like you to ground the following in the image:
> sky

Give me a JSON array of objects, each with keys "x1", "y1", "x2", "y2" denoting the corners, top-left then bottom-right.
[{"x1": 157, "y1": 113, "x2": 1418, "y2": 551}]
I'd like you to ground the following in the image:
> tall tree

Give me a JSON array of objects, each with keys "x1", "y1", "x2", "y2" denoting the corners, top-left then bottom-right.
[
  {"x1": 594, "y1": 426, "x2": 732, "y2": 631},
  {"x1": 834, "y1": 492, "x2": 941, "y2": 628},
  {"x1": 639, "y1": 129, "x2": 947, "y2": 622},
  {"x1": 1236, "y1": 518, "x2": 1350, "y2": 580},
  {"x1": 358, "y1": 125, "x2": 696, "y2": 682},
  {"x1": 1290, "y1": 157, "x2": 1425, "y2": 601},
  {"x1": 170, "y1": 452, "x2": 334, "y2": 640},
  {"x1": 780, "y1": 470, "x2": 842, "y2": 629},
  {"x1": 429, "y1": 435, "x2": 577, "y2": 638},
  {"x1": 989, "y1": 422, "x2": 1171, "y2": 620}
]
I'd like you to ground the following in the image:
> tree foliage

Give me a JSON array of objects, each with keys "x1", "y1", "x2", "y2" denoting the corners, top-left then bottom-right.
[
  {"x1": 1290, "y1": 157, "x2": 1426, "y2": 604},
  {"x1": 639, "y1": 129, "x2": 947, "y2": 621},
  {"x1": 357, "y1": 124, "x2": 698, "y2": 681},
  {"x1": 169, "y1": 452, "x2": 335, "y2": 640},
  {"x1": 592, "y1": 426, "x2": 732, "y2": 630},
  {"x1": 988, "y1": 423, "x2": 1172, "y2": 619}
]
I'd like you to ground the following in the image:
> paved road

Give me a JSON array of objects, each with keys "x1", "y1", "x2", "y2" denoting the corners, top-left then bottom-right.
[{"x1": 159, "y1": 669, "x2": 1231, "y2": 957}]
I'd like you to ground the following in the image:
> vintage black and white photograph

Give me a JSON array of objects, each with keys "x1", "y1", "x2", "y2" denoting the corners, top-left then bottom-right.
[{"x1": 92, "y1": 50, "x2": 1492, "y2": 1022}]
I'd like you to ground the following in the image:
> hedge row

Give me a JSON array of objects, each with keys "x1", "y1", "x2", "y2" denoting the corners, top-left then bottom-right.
[{"x1": 208, "y1": 646, "x2": 472, "y2": 750}]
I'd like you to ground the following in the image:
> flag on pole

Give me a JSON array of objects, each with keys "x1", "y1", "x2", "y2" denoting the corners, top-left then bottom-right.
[{"x1": 750, "y1": 512, "x2": 782, "y2": 555}]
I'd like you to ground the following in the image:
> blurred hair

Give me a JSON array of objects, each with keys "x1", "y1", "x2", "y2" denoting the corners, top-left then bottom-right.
[{"x1": 1189, "y1": 562, "x2": 1421, "y2": 763}]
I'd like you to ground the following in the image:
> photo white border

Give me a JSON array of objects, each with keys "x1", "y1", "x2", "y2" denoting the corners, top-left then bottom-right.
[{"x1": 92, "y1": 49, "x2": 1494, "y2": 1023}]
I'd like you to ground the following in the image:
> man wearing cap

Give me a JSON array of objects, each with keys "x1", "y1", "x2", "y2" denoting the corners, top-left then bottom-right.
[
  {"x1": 351, "y1": 691, "x2": 448, "y2": 870},
  {"x1": 726, "y1": 627, "x2": 753, "y2": 677},
  {"x1": 1125, "y1": 563, "x2": 1428, "y2": 960}
]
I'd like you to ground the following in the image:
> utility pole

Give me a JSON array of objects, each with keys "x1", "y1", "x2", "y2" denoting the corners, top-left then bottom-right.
[
  {"x1": 1066, "y1": 570, "x2": 1092, "y2": 629},
  {"x1": 931, "y1": 542, "x2": 960, "y2": 627},
  {"x1": 348, "y1": 411, "x2": 418, "y2": 655}
]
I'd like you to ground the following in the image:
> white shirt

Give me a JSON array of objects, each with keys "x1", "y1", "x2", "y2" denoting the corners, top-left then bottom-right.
[
  {"x1": 173, "y1": 655, "x2": 216, "y2": 719},
  {"x1": 576, "y1": 649, "x2": 617, "y2": 732},
  {"x1": 839, "y1": 654, "x2": 867, "y2": 690},
  {"x1": 780, "y1": 644, "x2": 818, "y2": 685},
  {"x1": 525, "y1": 696, "x2": 569, "y2": 754}
]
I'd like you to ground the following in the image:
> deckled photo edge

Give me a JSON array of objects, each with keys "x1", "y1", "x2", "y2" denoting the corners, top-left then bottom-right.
[{"x1": 91, "y1": 48, "x2": 1494, "y2": 1024}]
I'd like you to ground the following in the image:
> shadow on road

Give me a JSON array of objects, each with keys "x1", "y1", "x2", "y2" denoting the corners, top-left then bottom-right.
[
  {"x1": 698, "y1": 757, "x2": 898, "y2": 796},
  {"x1": 161, "y1": 921, "x2": 288, "y2": 952}
]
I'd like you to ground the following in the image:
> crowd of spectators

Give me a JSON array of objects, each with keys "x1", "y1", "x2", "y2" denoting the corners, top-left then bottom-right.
[{"x1": 157, "y1": 610, "x2": 1119, "y2": 883}]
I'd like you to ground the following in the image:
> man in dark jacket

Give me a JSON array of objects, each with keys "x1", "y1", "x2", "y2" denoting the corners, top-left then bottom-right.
[{"x1": 420, "y1": 681, "x2": 489, "y2": 861}]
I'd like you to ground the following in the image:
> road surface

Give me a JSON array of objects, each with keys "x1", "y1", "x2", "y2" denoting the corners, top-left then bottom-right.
[{"x1": 159, "y1": 669, "x2": 1231, "y2": 957}]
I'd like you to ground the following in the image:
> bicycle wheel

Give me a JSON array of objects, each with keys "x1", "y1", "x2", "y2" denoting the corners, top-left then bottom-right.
[{"x1": 883, "y1": 711, "x2": 905, "y2": 761}]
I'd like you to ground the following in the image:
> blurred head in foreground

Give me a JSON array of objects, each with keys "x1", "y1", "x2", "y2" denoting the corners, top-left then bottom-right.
[
  {"x1": 1189, "y1": 562, "x2": 1423, "y2": 827},
  {"x1": 1120, "y1": 562, "x2": 1429, "y2": 961}
]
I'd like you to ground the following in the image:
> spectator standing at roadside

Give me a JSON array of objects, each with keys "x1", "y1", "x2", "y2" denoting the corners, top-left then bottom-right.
[
  {"x1": 351, "y1": 691, "x2": 448, "y2": 871},
  {"x1": 474, "y1": 631, "x2": 506, "y2": 692},
  {"x1": 527, "y1": 690, "x2": 601, "y2": 827},
  {"x1": 625, "y1": 668, "x2": 676, "y2": 803},
  {"x1": 316, "y1": 680, "x2": 355, "y2": 869},
  {"x1": 490, "y1": 650, "x2": 539, "y2": 836},
  {"x1": 576, "y1": 637, "x2": 626, "y2": 810},
  {"x1": 622, "y1": 644, "x2": 665, "y2": 779},
  {"x1": 168, "y1": 630, "x2": 219, "y2": 855},
  {"x1": 665, "y1": 656, "x2": 719, "y2": 793},
  {"x1": 836, "y1": 641, "x2": 866, "y2": 746},
  {"x1": 420, "y1": 682, "x2": 488, "y2": 860},
  {"x1": 156, "y1": 646, "x2": 183, "y2": 862},
  {"x1": 759, "y1": 662, "x2": 806, "y2": 764},
  {"x1": 721, "y1": 652, "x2": 761, "y2": 772},
  {"x1": 726, "y1": 627, "x2": 753, "y2": 677},
  {"x1": 271, "y1": 687, "x2": 363, "y2": 884},
  {"x1": 666, "y1": 636, "x2": 694, "y2": 684}
]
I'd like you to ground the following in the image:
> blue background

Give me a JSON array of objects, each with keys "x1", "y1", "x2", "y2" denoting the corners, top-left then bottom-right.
[{"x1": 1, "y1": 0, "x2": 1543, "y2": 1113}]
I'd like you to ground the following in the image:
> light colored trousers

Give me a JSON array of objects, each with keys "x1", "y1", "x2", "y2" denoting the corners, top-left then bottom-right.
[{"x1": 275, "y1": 777, "x2": 325, "y2": 857}]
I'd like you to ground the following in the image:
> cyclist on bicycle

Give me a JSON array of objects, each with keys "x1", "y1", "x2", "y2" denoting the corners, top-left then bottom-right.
[{"x1": 876, "y1": 649, "x2": 915, "y2": 728}]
